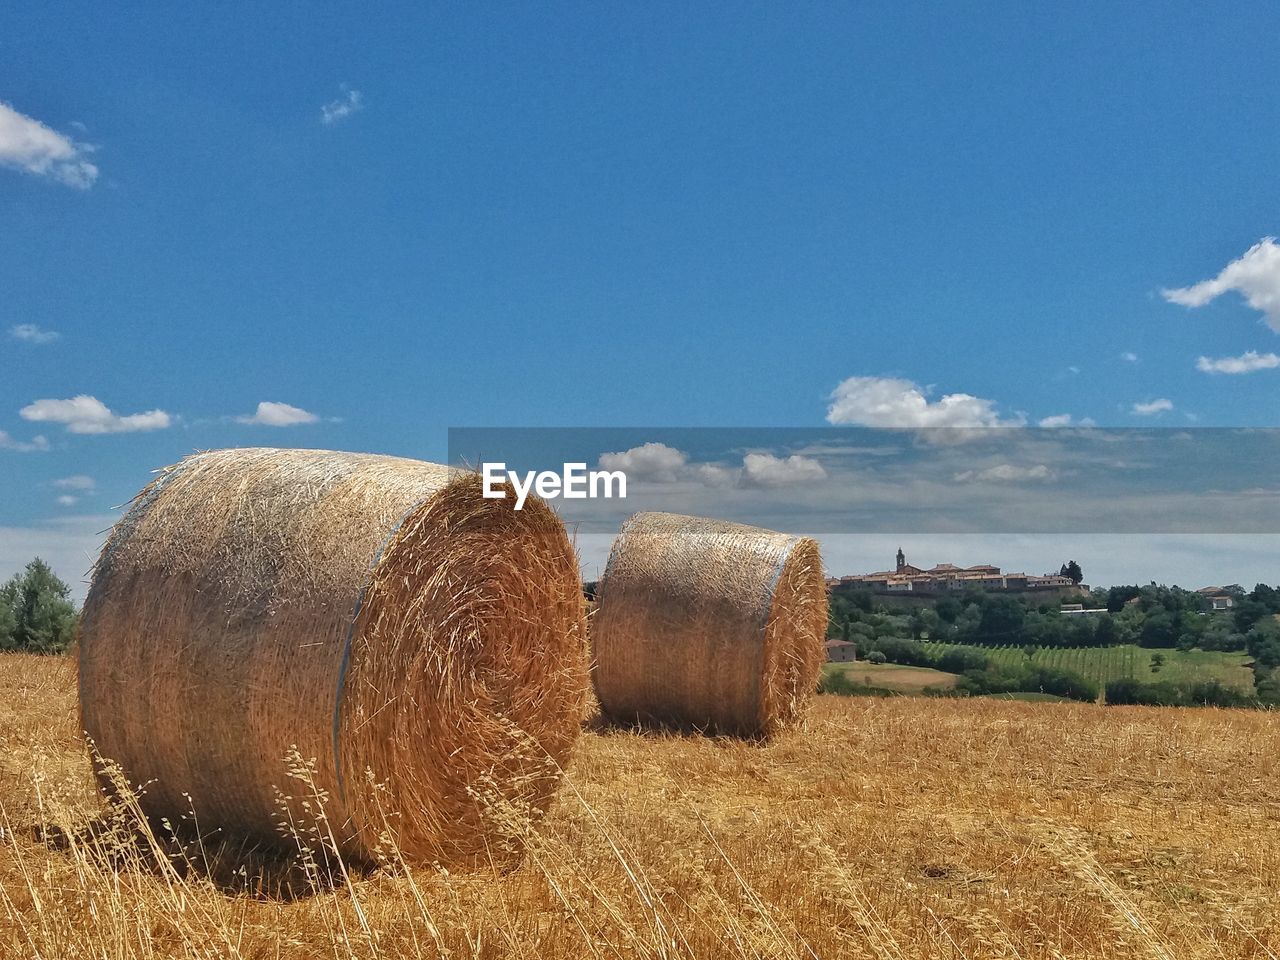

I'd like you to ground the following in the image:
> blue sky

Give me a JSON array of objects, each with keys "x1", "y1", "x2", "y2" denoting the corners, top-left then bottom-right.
[{"x1": 2, "y1": 2, "x2": 1278, "y2": 593}]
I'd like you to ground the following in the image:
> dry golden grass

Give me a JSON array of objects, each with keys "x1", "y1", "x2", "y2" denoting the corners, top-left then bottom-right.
[{"x1": 3, "y1": 651, "x2": 1280, "y2": 959}]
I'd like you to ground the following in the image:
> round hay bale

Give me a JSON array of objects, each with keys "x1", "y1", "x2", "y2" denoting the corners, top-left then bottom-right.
[
  {"x1": 78, "y1": 447, "x2": 588, "y2": 866},
  {"x1": 590, "y1": 512, "x2": 827, "y2": 737}
]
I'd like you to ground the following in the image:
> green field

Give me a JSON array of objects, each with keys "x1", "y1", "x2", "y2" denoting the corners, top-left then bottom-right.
[
  {"x1": 930, "y1": 642, "x2": 1255, "y2": 693},
  {"x1": 984, "y1": 691, "x2": 1073, "y2": 703}
]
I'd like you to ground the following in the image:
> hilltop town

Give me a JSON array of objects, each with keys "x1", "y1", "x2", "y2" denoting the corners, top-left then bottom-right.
[{"x1": 829, "y1": 549, "x2": 1081, "y2": 600}]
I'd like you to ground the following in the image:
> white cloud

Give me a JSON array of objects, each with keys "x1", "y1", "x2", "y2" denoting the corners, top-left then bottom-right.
[
  {"x1": 953, "y1": 463, "x2": 1053, "y2": 483},
  {"x1": 321, "y1": 86, "x2": 363, "y2": 125},
  {"x1": 1121, "y1": 352, "x2": 1139, "y2": 363},
  {"x1": 55, "y1": 495, "x2": 78, "y2": 507},
  {"x1": 20, "y1": 395, "x2": 172, "y2": 434},
  {"x1": 1131, "y1": 398, "x2": 1174, "y2": 416},
  {"x1": 596, "y1": 443, "x2": 827, "y2": 489},
  {"x1": 9, "y1": 323, "x2": 60, "y2": 344},
  {"x1": 1038, "y1": 414, "x2": 1097, "y2": 428},
  {"x1": 235, "y1": 401, "x2": 320, "y2": 427},
  {"x1": 0, "y1": 430, "x2": 49, "y2": 452},
  {"x1": 692, "y1": 463, "x2": 736, "y2": 487},
  {"x1": 0, "y1": 101, "x2": 98, "y2": 189},
  {"x1": 741, "y1": 452, "x2": 827, "y2": 488},
  {"x1": 1195, "y1": 350, "x2": 1280, "y2": 375},
  {"x1": 53, "y1": 475, "x2": 95, "y2": 492},
  {"x1": 597, "y1": 442, "x2": 687, "y2": 482},
  {"x1": 826, "y1": 376, "x2": 1021, "y2": 428},
  {"x1": 1163, "y1": 238, "x2": 1280, "y2": 332}
]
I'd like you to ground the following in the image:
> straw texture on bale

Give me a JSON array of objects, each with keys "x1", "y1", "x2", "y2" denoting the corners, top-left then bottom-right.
[
  {"x1": 78, "y1": 448, "x2": 588, "y2": 866},
  {"x1": 591, "y1": 512, "x2": 827, "y2": 737}
]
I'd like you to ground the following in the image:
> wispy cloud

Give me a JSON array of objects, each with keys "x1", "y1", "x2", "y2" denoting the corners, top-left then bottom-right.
[
  {"x1": 1195, "y1": 350, "x2": 1280, "y2": 375},
  {"x1": 1120, "y1": 351, "x2": 1139, "y2": 363},
  {"x1": 53, "y1": 475, "x2": 95, "y2": 492},
  {"x1": 235, "y1": 401, "x2": 320, "y2": 427},
  {"x1": 20, "y1": 395, "x2": 172, "y2": 434},
  {"x1": 1163, "y1": 238, "x2": 1280, "y2": 332},
  {"x1": 55, "y1": 495, "x2": 79, "y2": 507},
  {"x1": 1131, "y1": 398, "x2": 1174, "y2": 416},
  {"x1": 0, "y1": 101, "x2": 98, "y2": 189},
  {"x1": 1038, "y1": 414, "x2": 1096, "y2": 428},
  {"x1": 826, "y1": 376, "x2": 1022, "y2": 428},
  {"x1": 9, "y1": 323, "x2": 60, "y2": 344},
  {"x1": 321, "y1": 86, "x2": 363, "y2": 125},
  {"x1": 953, "y1": 463, "x2": 1053, "y2": 483},
  {"x1": 0, "y1": 430, "x2": 49, "y2": 452}
]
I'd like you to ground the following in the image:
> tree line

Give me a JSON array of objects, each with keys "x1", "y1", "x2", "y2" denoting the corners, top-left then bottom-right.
[
  {"x1": 828, "y1": 580, "x2": 1280, "y2": 707},
  {"x1": 830, "y1": 581, "x2": 1280, "y2": 652}
]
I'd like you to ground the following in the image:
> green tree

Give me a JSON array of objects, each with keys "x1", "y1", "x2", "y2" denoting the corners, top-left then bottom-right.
[
  {"x1": 1093, "y1": 614, "x2": 1120, "y2": 646},
  {"x1": 934, "y1": 596, "x2": 962, "y2": 623},
  {"x1": 1139, "y1": 610, "x2": 1177, "y2": 648},
  {"x1": 976, "y1": 596, "x2": 1025, "y2": 643},
  {"x1": 0, "y1": 583, "x2": 16, "y2": 646},
  {"x1": 1060, "y1": 560, "x2": 1084, "y2": 585},
  {"x1": 1247, "y1": 616, "x2": 1280, "y2": 668},
  {"x1": 918, "y1": 607, "x2": 942, "y2": 640},
  {"x1": 1065, "y1": 616, "x2": 1096, "y2": 648},
  {"x1": 0, "y1": 558, "x2": 78, "y2": 654},
  {"x1": 848, "y1": 621, "x2": 875, "y2": 643},
  {"x1": 952, "y1": 602, "x2": 983, "y2": 642},
  {"x1": 908, "y1": 610, "x2": 927, "y2": 640},
  {"x1": 1106, "y1": 586, "x2": 1140, "y2": 612}
]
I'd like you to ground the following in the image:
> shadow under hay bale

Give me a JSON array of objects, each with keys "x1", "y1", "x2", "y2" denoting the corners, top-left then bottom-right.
[
  {"x1": 34, "y1": 810, "x2": 372, "y2": 902},
  {"x1": 77, "y1": 447, "x2": 589, "y2": 870},
  {"x1": 590, "y1": 512, "x2": 827, "y2": 738}
]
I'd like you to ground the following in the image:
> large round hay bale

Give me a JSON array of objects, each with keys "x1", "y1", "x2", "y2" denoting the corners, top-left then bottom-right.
[
  {"x1": 78, "y1": 447, "x2": 588, "y2": 866},
  {"x1": 591, "y1": 512, "x2": 827, "y2": 737}
]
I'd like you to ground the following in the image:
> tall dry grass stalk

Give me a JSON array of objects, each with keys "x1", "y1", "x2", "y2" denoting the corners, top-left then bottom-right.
[{"x1": 5, "y1": 653, "x2": 1280, "y2": 958}]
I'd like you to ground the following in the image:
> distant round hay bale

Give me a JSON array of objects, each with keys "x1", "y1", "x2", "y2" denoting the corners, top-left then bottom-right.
[
  {"x1": 591, "y1": 512, "x2": 827, "y2": 737},
  {"x1": 78, "y1": 448, "x2": 588, "y2": 866}
]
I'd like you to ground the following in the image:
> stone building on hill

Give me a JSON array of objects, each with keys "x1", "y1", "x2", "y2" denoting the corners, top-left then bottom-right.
[{"x1": 832, "y1": 549, "x2": 1080, "y2": 598}]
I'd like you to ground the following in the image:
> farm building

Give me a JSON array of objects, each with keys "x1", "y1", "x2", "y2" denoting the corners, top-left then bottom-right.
[
  {"x1": 825, "y1": 639, "x2": 857, "y2": 663},
  {"x1": 1196, "y1": 587, "x2": 1236, "y2": 611}
]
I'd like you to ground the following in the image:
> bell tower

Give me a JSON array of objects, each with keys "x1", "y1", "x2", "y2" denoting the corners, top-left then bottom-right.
[{"x1": 896, "y1": 546, "x2": 906, "y2": 572}]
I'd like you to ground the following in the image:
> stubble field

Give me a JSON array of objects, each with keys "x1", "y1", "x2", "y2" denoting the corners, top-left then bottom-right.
[{"x1": 2, "y1": 652, "x2": 1279, "y2": 959}]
